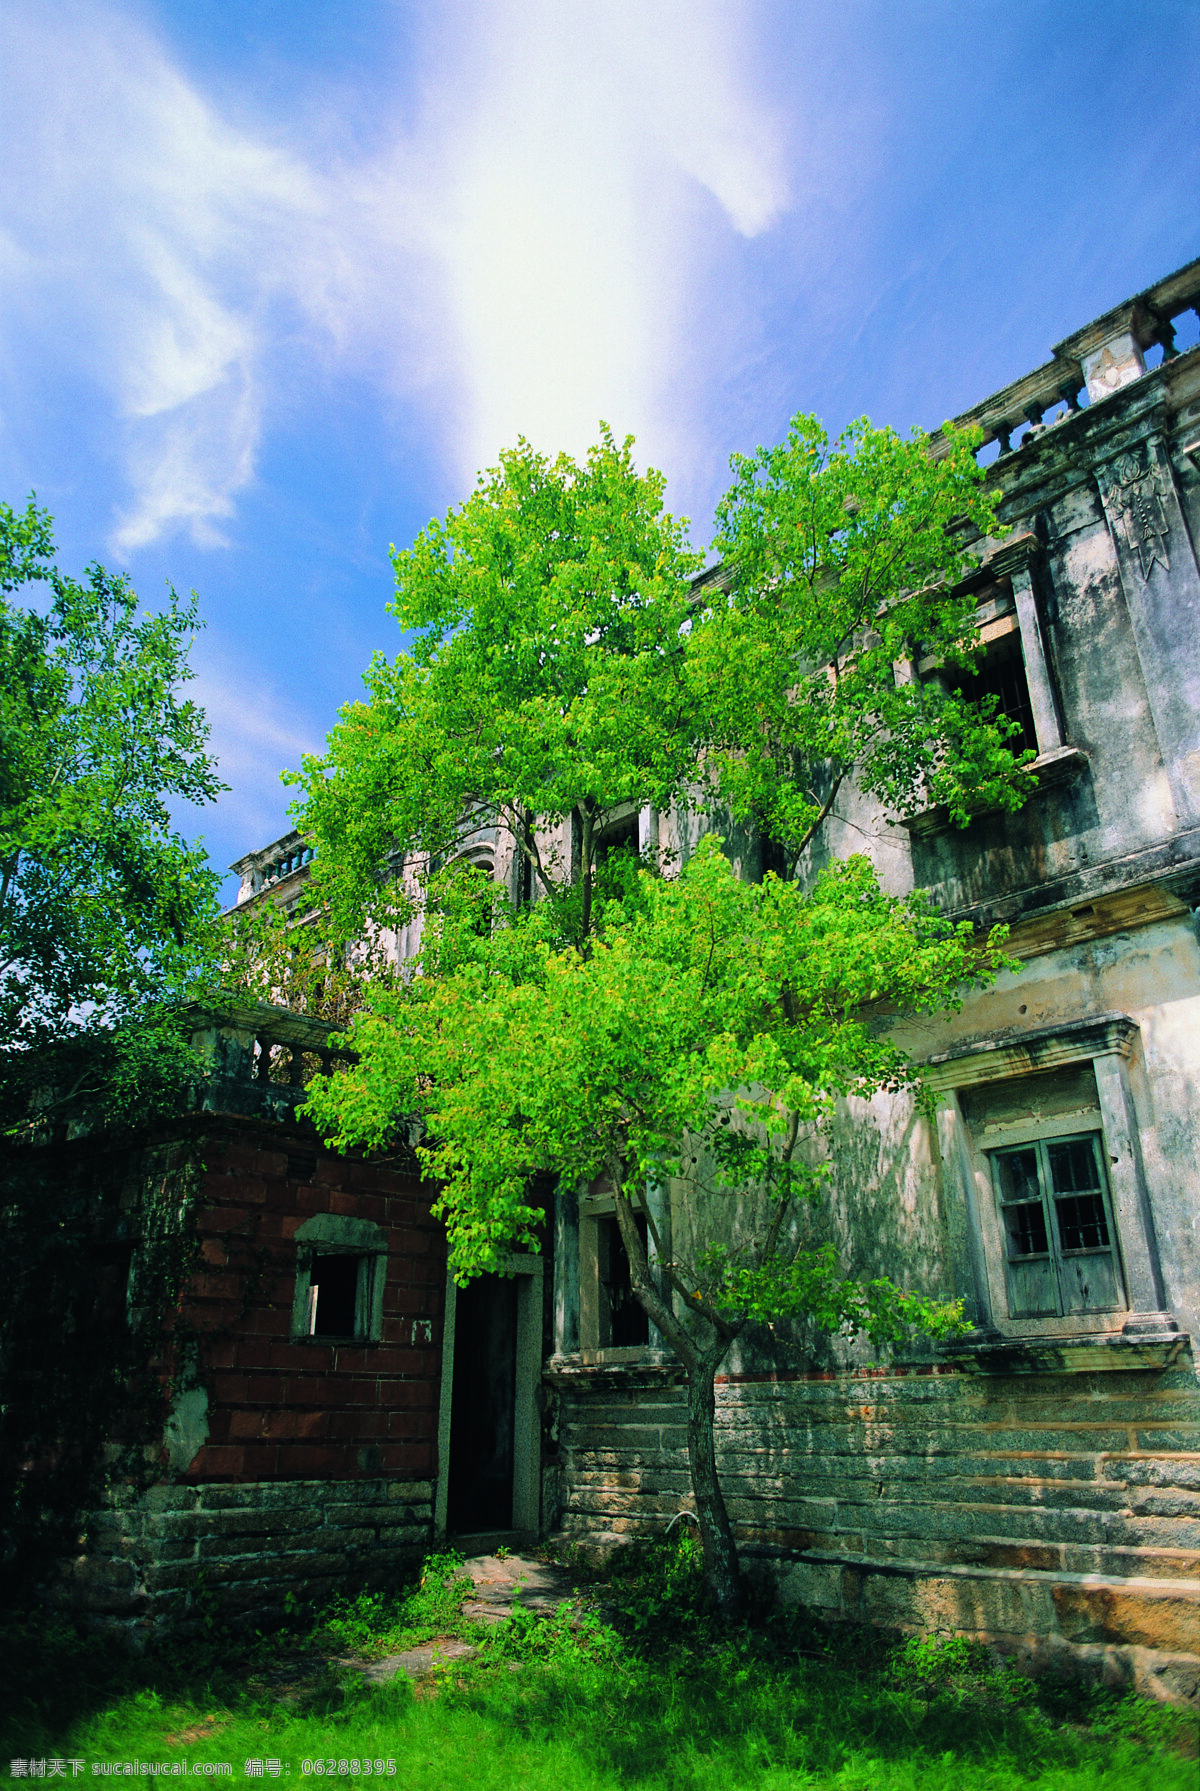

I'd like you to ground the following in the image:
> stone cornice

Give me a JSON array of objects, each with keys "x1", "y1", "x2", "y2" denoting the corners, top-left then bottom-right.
[{"x1": 921, "y1": 1012, "x2": 1140, "y2": 1092}]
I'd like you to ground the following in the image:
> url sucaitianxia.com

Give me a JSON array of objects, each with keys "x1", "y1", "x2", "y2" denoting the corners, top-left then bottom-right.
[{"x1": 9, "y1": 1765, "x2": 398, "y2": 1781}]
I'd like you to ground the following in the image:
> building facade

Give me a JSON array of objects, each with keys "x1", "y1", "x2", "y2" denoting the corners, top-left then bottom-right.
[
  {"x1": 51, "y1": 261, "x2": 1200, "y2": 1698},
  {"x1": 538, "y1": 258, "x2": 1200, "y2": 1704}
]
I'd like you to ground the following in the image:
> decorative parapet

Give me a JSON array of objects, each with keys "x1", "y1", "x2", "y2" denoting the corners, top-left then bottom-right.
[
  {"x1": 227, "y1": 830, "x2": 315, "y2": 910},
  {"x1": 189, "y1": 998, "x2": 351, "y2": 1121},
  {"x1": 929, "y1": 255, "x2": 1200, "y2": 464}
]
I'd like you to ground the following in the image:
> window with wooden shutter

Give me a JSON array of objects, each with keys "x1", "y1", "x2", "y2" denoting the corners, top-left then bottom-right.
[{"x1": 992, "y1": 1132, "x2": 1126, "y2": 1320}]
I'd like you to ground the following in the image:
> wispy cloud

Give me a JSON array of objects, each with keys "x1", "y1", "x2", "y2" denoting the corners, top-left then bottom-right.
[
  {"x1": 0, "y1": 1, "x2": 320, "y2": 551},
  {"x1": 184, "y1": 662, "x2": 322, "y2": 868},
  {"x1": 0, "y1": 0, "x2": 787, "y2": 551}
]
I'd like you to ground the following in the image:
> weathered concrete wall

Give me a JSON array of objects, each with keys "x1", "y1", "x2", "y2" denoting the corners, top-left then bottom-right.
[
  {"x1": 55, "y1": 1477, "x2": 433, "y2": 1640},
  {"x1": 548, "y1": 1359, "x2": 1200, "y2": 1703}
]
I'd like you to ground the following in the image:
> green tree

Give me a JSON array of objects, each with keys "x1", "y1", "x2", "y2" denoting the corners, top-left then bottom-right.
[
  {"x1": 291, "y1": 428, "x2": 704, "y2": 952},
  {"x1": 0, "y1": 494, "x2": 225, "y2": 1124},
  {"x1": 696, "y1": 413, "x2": 1034, "y2": 861},
  {"x1": 292, "y1": 421, "x2": 1021, "y2": 1614},
  {"x1": 0, "y1": 497, "x2": 227, "y2": 1594}
]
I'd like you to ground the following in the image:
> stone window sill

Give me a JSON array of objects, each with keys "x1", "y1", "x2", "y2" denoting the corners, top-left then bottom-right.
[
  {"x1": 545, "y1": 1351, "x2": 684, "y2": 1388},
  {"x1": 902, "y1": 746, "x2": 1089, "y2": 839},
  {"x1": 939, "y1": 1318, "x2": 1186, "y2": 1374}
]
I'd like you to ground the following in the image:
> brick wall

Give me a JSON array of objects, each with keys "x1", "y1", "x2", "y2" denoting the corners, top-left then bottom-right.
[
  {"x1": 547, "y1": 1357, "x2": 1200, "y2": 1704},
  {"x1": 179, "y1": 1123, "x2": 444, "y2": 1484},
  {"x1": 56, "y1": 1115, "x2": 446, "y2": 1635}
]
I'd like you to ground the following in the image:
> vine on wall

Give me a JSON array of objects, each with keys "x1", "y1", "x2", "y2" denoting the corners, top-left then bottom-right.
[{"x1": 0, "y1": 1128, "x2": 207, "y2": 1603}]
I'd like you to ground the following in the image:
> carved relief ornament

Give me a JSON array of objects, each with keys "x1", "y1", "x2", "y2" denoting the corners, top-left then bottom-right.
[{"x1": 1097, "y1": 445, "x2": 1171, "y2": 581}]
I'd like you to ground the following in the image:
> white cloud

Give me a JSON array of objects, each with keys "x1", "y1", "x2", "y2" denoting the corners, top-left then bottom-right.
[
  {"x1": 0, "y1": 0, "x2": 787, "y2": 549},
  {"x1": 423, "y1": 0, "x2": 788, "y2": 479},
  {"x1": 185, "y1": 663, "x2": 322, "y2": 864},
  {"x1": 0, "y1": 0, "x2": 320, "y2": 552}
]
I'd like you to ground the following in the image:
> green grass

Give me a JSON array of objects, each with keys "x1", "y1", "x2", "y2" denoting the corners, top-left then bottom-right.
[{"x1": 2, "y1": 1543, "x2": 1195, "y2": 1791}]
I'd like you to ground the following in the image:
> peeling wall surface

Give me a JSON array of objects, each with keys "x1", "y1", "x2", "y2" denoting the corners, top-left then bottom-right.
[{"x1": 544, "y1": 262, "x2": 1200, "y2": 1704}]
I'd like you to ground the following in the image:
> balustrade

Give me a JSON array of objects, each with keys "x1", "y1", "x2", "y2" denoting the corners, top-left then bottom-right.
[{"x1": 928, "y1": 260, "x2": 1200, "y2": 470}]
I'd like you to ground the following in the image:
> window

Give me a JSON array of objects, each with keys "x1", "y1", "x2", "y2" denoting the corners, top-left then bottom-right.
[
  {"x1": 577, "y1": 1187, "x2": 663, "y2": 1359},
  {"x1": 925, "y1": 1013, "x2": 1175, "y2": 1350},
  {"x1": 595, "y1": 813, "x2": 639, "y2": 868},
  {"x1": 949, "y1": 631, "x2": 1038, "y2": 757},
  {"x1": 291, "y1": 1213, "x2": 387, "y2": 1344},
  {"x1": 992, "y1": 1132, "x2": 1125, "y2": 1319},
  {"x1": 306, "y1": 1252, "x2": 372, "y2": 1338},
  {"x1": 597, "y1": 1213, "x2": 650, "y2": 1347}
]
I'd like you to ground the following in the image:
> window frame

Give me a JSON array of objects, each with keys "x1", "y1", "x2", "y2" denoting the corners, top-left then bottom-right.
[
  {"x1": 990, "y1": 1129, "x2": 1127, "y2": 1321},
  {"x1": 578, "y1": 1186, "x2": 666, "y2": 1364},
  {"x1": 290, "y1": 1213, "x2": 388, "y2": 1345},
  {"x1": 925, "y1": 1013, "x2": 1172, "y2": 1347}
]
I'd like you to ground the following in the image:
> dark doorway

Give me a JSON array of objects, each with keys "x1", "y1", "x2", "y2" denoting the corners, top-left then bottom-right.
[{"x1": 448, "y1": 1274, "x2": 518, "y2": 1533}]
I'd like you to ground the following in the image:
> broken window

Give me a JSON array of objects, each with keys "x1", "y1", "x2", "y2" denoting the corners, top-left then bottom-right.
[
  {"x1": 992, "y1": 1132, "x2": 1125, "y2": 1319},
  {"x1": 292, "y1": 1214, "x2": 388, "y2": 1344},
  {"x1": 948, "y1": 630, "x2": 1038, "y2": 757},
  {"x1": 597, "y1": 1213, "x2": 650, "y2": 1348},
  {"x1": 306, "y1": 1253, "x2": 369, "y2": 1338}
]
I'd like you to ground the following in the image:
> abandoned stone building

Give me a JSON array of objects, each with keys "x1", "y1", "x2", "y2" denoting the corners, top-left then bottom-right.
[{"x1": 41, "y1": 258, "x2": 1200, "y2": 1700}]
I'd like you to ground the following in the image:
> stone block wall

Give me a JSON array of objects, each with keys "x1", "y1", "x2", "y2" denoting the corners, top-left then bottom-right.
[
  {"x1": 54, "y1": 1478, "x2": 433, "y2": 1639},
  {"x1": 548, "y1": 1358, "x2": 1200, "y2": 1703}
]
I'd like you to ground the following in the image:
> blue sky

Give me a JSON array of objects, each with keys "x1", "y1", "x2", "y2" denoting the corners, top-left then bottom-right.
[{"x1": 2, "y1": 0, "x2": 1198, "y2": 900}]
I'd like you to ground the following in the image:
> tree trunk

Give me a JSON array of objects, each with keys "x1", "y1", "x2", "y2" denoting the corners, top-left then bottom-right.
[
  {"x1": 610, "y1": 1182, "x2": 746, "y2": 1617},
  {"x1": 685, "y1": 1343, "x2": 745, "y2": 1617}
]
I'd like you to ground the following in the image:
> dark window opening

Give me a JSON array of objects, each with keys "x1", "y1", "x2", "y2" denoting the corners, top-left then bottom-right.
[
  {"x1": 598, "y1": 1213, "x2": 650, "y2": 1347},
  {"x1": 93, "y1": 1243, "x2": 134, "y2": 1330},
  {"x1": 759, "y1": 830, "x2": 790, "y2": 882},
  {"x1": 951, "y1": 632, "x2": 1038, "y2": 757},
  {"x1": 1054, "y1": 1193, "x2": 1110, "y2": 1252},
  {"x1": 596, "y1": 815, "x2": 639, "y2": 868},
  {"x1": 1006, "y1": 1200, "x2": 1050, "y2": 1259},
  {"x1": 308, "y1": 1253, "x2": 362, "y2": 1337},
  {"x1": 992, "y1": 1132, "x2": 1124, "y2": 1320}
]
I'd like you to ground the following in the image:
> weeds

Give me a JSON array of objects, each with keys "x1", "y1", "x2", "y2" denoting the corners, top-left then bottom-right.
[
  {"x1": 2, "y1": 1540, "x2": 1194, "y2": 1791},
  {"x1": 316, "y1": 1551, "x2": 473, "y2": 1658}
]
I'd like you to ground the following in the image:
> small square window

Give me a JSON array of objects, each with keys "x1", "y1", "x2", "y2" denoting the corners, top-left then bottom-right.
[
  {"x1": 992, "y1": 1132, "x2": 1125, "y2": 1320},
  {"x1": 307, "y1": 1254, "x2": 364, "y2": 1337}
]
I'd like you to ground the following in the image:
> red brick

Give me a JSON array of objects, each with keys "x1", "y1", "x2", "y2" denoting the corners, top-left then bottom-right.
[
  {"x1": 293, "y1": 1410, "x2": 332, "y2": 1440},
  {"x1": 337, "y1": 1378, "x2": 381, "y2": 1406},
  {"x1": 229, "y1": 1408, "x2": 266, "y2": 1440},
  {"x1": 381, "y1": 1443, "x2": 431, "y2": 1474},
  {"x1": 330, "y1": 1410, "x2": 386, "y2": 1442},
  {"x1": 283, "y1": 1443, "x2": 346, "y2": 1476},
  {"x1": 237, "y1": 1443, "x2": 280, "y2": 1479},
  {"x1": 405, "y1": 1258, "x2": 442, "y2": 1286},
  {"x1": 195, "y1": 1445, "x2": 244, "y2": 1478},
  {"x1": 200, "y1": 1204, "x2": 253, "y2": 1232},
  {"x1": 212, "y1": 1375, "x2": 249, "y2": 1405},
  {"x1": 385, "y1": 1382, "x2": 436, "y2": 1411}
]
